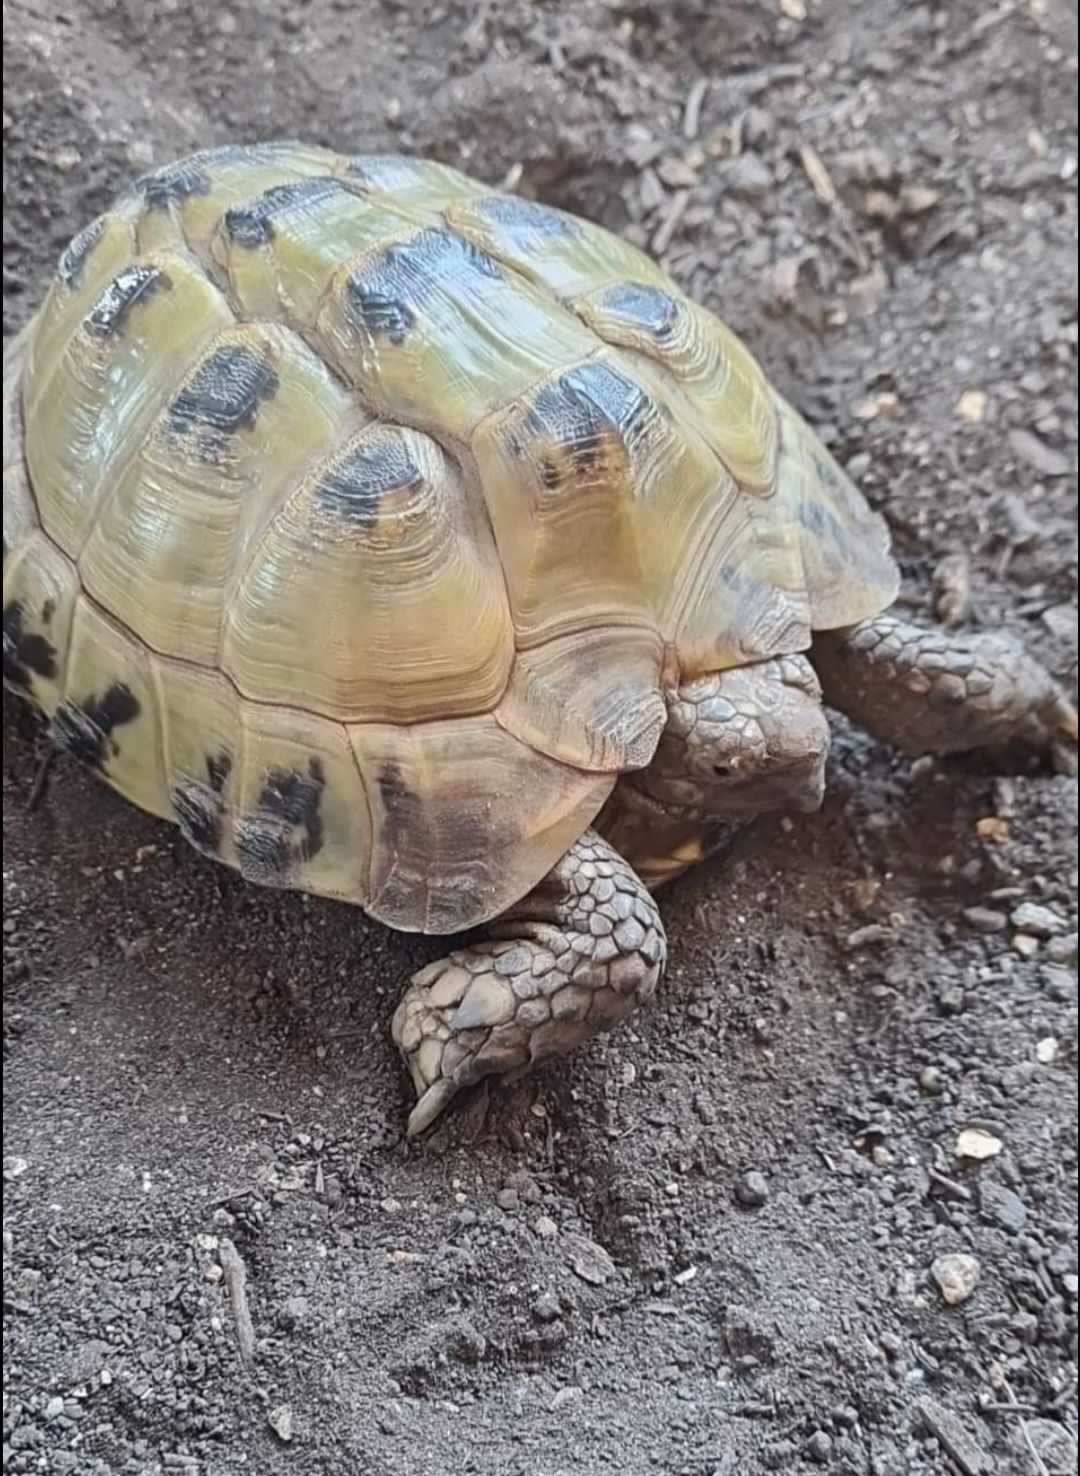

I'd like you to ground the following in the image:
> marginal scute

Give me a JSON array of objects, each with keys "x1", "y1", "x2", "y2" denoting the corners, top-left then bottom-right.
[
  {"x1": 3, "y1": 600, "x2": 57, "y2": 691},
  {"x1": 58, "y1": 217, "x2": 107, "y2": 287},
  {"x1": 155, "y1": 659, "x2": 371, "y2": 901},
  {"x1": 56, "y1": 599, "x2": 169, "y2": 817},
  {"x1": 25, "y1": 213, "x2": 142, "y2": 396},
  {"x1": 135, "y1": 142, "x2": 339, "y2": 259},
  {"x1": 0, "y1": 536, "x2": 78, "y2": 709},
  {"x1": 351, "y1": 716, "x2": 615, "y2": 933},
  {"x1": 772, "y1": 394, "x2": 899, "y2": 630},
  {"x1": 232, "y1": 705, "x2": 370, "y2": 900},
  {"x1": 496, "y1": 627, "x2": 666, "y2": 772}
]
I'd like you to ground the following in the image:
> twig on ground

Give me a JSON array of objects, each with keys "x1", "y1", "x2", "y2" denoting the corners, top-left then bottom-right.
[{"x1": 218, "y1": 1237, "x2": 257, "y2": 1365}]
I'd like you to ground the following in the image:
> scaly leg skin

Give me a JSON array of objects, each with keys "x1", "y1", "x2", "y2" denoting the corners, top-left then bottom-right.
[
  {"x1": 392, "y1": 829, "x2": 665, "y2": 1136},
  {"x1": 813, "y1": 615, "x2": 1078, "y2": 764}
]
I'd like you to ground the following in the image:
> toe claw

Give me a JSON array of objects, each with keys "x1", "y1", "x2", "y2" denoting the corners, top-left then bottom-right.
[{"x1": 407, "y1": 1078, "x2": 461, "y2": 1137}]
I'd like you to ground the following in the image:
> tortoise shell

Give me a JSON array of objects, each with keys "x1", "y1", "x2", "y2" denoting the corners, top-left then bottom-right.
[{"x1": 2, "y1": 142, "x2": 898, "y2": 932}]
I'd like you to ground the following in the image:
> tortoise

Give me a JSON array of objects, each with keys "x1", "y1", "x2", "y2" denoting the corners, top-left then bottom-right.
[{"x1": 4, "y1": 142, "x2": 1076, "y2": 1134}]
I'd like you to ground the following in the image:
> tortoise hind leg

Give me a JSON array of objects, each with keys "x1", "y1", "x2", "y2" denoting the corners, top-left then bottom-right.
[
  {"x1": 392, "y1": 829, "x2": 665, "y2": 1136},
  {"x1": 812, "y1": 614, "x2": 1077, "y2": 763}
]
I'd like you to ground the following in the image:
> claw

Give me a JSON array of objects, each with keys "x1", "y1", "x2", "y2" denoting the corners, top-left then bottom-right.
[{"x1": 406, "y1": 1078, "x2": 460, "y2": 1138}]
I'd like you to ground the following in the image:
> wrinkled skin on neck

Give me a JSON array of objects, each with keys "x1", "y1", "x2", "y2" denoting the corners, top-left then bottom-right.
[{"x1": 596, "y1": 654, "x2": 830, "y2": 889}]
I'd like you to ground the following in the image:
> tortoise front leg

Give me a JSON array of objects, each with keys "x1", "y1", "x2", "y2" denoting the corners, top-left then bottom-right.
[
  {"x1": 392, "y1": 829, "x2": 665, "y2": 1135},
  {"x1": 812, "y1": 615, "x2": 1077, "y2": 762}
]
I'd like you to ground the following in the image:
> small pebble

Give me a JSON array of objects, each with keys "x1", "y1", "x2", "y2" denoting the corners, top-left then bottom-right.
[
  {"x1": 532, "y1": 1292, "x2": 561, "y2": 1323},
  {"x1": 564, "y1": 1232, "x2": 616, "y2": 1286},
  {"x1": 734, "y1": 1171, "x2": 770, "y2": 1208},
  {"x1": 955, "y1": 1127, "x2": 1003, "y2": 1160},
  {"x1": 722, "y1": 151, "x2": 774, "y2": 200},
  {"x1": 962, "y1": 906, "x2": 1007, "y2": 934},
  {"x1": 1046, "y1": 933, "x2": 1078, "y2": 965},
  {"x1": 918, "y1": 1065, "x2": 944, "y2": 1094},
  {"x1": 533, "y1": 1215, "x2": 559, "y2": 1239},
  {"x1": 931, "y1": 1252, "x2": 980, "y2": 1305},
  {"x1": 805, "y1": 1430, "x2": 833, "y2": 1463},
  {"x1": 980, "y1": 1182, "x2": 1027, "y2": 1234},
  {"x1": 1011, "y1": 902, "x2": 1066, "y2": 938},
  {"x1": 1012, "y1": 933, "x2": 1040, "y2": 959},
  {"x1": 954, "y1": 389, "x2": 987, "y2": 423},
  {"x1": 267, "y1": 1405, "x2": 293, "y2": 1442}
]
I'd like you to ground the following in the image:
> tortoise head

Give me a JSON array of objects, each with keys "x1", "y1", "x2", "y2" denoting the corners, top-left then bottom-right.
[{"x1": 641, "y1": 654, "x2": 830, "y2": 820}]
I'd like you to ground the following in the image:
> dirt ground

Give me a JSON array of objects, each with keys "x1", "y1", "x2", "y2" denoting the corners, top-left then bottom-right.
[{"x1": 3, "y1": 2, "x2": 1078, "y2": 1473}]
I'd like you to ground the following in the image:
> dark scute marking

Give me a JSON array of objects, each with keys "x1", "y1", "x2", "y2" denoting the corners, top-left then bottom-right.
[
  {"x1": 344, "y1": 154, "x2": 429, "y2": 188},
  {"x1": 714, "y1": 561, "x2": 780, "y2": 633},
  {"x1": 137, "y1": 157, "x2": 212, "y2": 210},
  {"x1": 345, "y1": 227, "x2": 503, "y2": 346},
  {"x1": 376, "y1": 760, "x2": 425, "y2": 859},
  {"x1": 173, "y1": 750, "x2": 232, "y2": 854},
  {"x1": 41, "y1": 599, "x2": 56, "y2": 624},
  {"x1": 52, "y1": 683, "x2": 140, "y2": 769},
  {"x1": 797, "y1": 497, "x2": 851, "y2": 552},
  {"x1": 206, "y1": 751, "x2": 232, "y2": 794},
  {"x1": 168, "y1": 344, "x2": 280, "y2": 452},
  {"x1": 58, "y1": 218, "x2": 106, "y2": 288},
  {"x1": 374, "y1": 761, "x2": 500, "y2": 929},
  {"x1": 528, "y1": 361, "x2": 650, "y2": 491},
  {"x1": 317, "y1": 435, "x2": 425, "y2": 530},
  {"x1": 85, "y1": 265, "x2": 168, "y2": 338},
  {"x1": 3, "y1": 602, "x2": 58, "y2": 692},
  {"x1": 474, "y1": 193, "x2": 582, "y2": 241},
  {"x1": 235, "y1": 757, "x2": 325, "y2": 884},
  {"x1": 139, "y1": 141, "x2": 302, "y2": 204},
  {"x1": 224, "y1": 176, "x2": 353, "y2": 247},
  {"x1": 601, "y1": 281, "x2": 681, "y2": 342}
]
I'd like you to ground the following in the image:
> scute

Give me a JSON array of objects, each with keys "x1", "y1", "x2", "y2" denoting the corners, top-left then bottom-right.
[
  {"x1": 772, "y1": 395, "x2": 898, "y2": 629},
  {"x1": 222, "y1": 421, "x2": 514, "y2": 722},
  {"x1": 79, "y1": 321, "x2": 352, "y2": 668},
  {"x1": 350, "y1": 716, "x2": 614, "y2": 933},
  {"x1": 4, "y1": 142, "x2": 900, "y2": 933}
]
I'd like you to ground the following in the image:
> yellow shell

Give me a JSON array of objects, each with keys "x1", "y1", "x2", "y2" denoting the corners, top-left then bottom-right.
[{"x1": 3, "y1": 143, "x2": 898, "y2": 932}]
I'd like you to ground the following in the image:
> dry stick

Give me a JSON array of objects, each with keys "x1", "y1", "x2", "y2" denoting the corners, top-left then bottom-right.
[
  {"x1": 652, "y1": 189, "x2": 690, "y2": 256},
  {"x1": 683, "y1": 78, "x2": 709, "y2": 140},
  {"x1": 218, "y1": 1237, "x2": 257, "y2": 1365},
  {"x1": 797, "y1": 141, "x2": 869, "y2": 273}
]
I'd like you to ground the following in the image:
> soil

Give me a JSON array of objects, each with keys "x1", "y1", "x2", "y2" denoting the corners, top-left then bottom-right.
[{"x1": 3, "y1": 2, "x2": 1078, "y2": 1473}]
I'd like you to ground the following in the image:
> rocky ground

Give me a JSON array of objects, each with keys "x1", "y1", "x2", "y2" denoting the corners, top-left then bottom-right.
[{"x1": 3, "y1": 1, "x2": 1078, "y2": 1473}]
